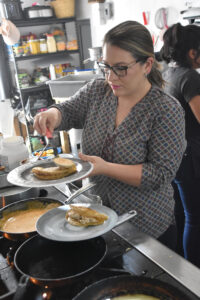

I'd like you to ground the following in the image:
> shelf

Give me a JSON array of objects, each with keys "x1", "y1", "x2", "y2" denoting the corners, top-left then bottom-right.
[
  {"x1": 20, "y1": 84, "x2": 49, "y2": 93},
  {"x1": 14, "y1": 50, "x2": 79, "y2": 61},
  {"x1": 12, "y1": 17, "x2": 76, "y2": 27}
]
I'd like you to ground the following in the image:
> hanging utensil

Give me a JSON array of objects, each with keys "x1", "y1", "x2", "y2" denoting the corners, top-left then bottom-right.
[{"x1": 155, "y1": 7, "x2": 168, "y2": 30}]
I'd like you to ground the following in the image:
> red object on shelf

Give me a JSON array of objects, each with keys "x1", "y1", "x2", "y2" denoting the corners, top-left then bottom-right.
[{"x1": 142, "y1": 11, "x2": 148, "y2": 25}]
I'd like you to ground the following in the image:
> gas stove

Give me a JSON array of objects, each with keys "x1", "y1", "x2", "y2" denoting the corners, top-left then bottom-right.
[
  {"x1": 0, "y1": 185, "x2": 200, "y2": 300},
  {"x1": 0, "y1": 229, "x2": 198, "y2": 300}
]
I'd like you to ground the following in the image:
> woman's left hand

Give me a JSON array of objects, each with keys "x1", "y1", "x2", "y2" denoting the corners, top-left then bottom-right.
[{"x1": 79, "y1": 152, "x2": 107, "y2": 176}]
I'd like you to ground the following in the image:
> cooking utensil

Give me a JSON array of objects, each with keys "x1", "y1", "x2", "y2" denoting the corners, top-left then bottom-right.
[
  {"x1": 35, "y1": 143, "x2": 49, "y2": 161},
  {"x1": 64, "y1": 182, "x2": 96, "y2": 204},
  {"x1": 73, "y1": 275, "x2": 193, "y2": 300},
  {"x1": 14, "y1": 234, "x2": 107, "y2": 287},
  {"x1": 7, "y1": 157, "x2": 93, "y2": 188},
  {"x1": 36, "y1": 204, "x2": 137, "y2": 242},
  {"x1": 0, "y1": 197, "x2": 64, "y2": 241},
  {"x1": 155, "y1": 7, "x2": 168, "y2": 29},
  {"x1": 45, "y1": 128, "x2": 58, "y2": 157},
  {"x1": 36, "y1": 129, "x2": 58, "y2": 161}
]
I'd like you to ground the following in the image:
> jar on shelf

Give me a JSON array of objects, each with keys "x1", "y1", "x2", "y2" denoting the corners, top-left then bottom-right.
[
  {"x1": 56, "y1": 41, "x2": 66, "y2": 51},
  {"x1": 0, "y1": 136, "x2": 29, "y2": 172},
  {"x1": 39, "y1": 39, "x2": 48, "y2": 54},
  {"x1": 46, "y1": 34, "x2": 57, "y2": 53},
  {"x1": 29, "y1": 39, "x2": 40, "y2": 55}
]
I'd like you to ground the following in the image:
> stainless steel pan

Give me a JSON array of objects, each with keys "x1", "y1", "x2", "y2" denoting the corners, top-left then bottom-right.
[
  {"x1": 73, "y1": 275, "x2": 193, "y2": 300},
  {"x1": 36, "y1": 204, "x2": 137, "y2": 242},
  {"x1": 0, "y1": 197, "x2": 64, "y2": 241}
]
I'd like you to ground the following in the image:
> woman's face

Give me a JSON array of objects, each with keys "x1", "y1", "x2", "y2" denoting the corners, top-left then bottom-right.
[{"x1": 102, "y1": 43, "x2": 153, "y2": 98}]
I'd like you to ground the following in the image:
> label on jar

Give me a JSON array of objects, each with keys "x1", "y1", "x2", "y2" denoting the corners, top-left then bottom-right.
[{"x1": 40, "y1": 42, "x2": 47, "y2": 53}]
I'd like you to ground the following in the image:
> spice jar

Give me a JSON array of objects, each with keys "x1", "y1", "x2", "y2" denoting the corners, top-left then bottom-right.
[
  {"x1": 46, "y1": 34, "x2": 57, "y2": 53},
  {"x1": 0, "y1": 136, "x2": 29, "y2": 172},
  {"x1": 40, "y1": 39, "x2": 48, "y2": 54}
]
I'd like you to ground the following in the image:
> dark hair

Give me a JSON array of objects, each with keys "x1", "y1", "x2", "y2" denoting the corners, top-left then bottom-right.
[
  {"x1": 160, "y1": 23, "x2": 200, "y2": 67},
  {"x1": 103, "y1": 20, "x2": 164, "y2": 88}
]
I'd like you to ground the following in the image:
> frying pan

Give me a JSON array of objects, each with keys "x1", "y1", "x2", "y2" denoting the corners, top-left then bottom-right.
[
  {"x1": 0, "y1": 197, "x2": 64, "y2": 241},
  {"x1": 73, "y1": 275, "x2": 193, "y2": 300},
  {"x1": 36, "y1": 204, "x2": 137, "y2": 242},
  {"x1": 14, "y1": 234, "x2": 107, "y2": 288}
]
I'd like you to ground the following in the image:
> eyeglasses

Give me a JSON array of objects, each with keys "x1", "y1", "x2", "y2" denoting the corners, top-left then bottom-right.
[{"x1": 97, "y1": 60, "x2": 139, "y2": 77}]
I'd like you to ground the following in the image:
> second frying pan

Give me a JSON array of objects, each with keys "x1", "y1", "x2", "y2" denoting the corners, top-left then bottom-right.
[{"x1": 14, "y1": 234, "x2": 107, "y2": 288}]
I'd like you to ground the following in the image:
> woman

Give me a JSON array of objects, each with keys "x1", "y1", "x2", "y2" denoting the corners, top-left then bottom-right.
[
  {"x1": 160, "y1": 22, "x2": 200, "y2": 267},
  {"x1": 0, "y1": 18, "x2": 20, "y2": 45},
  {"x1": 34, "y1": 21, "x2": 185, "y2": 247}
]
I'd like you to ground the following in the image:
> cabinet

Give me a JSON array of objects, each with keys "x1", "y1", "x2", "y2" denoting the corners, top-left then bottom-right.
[{"x1": 6, "y1": 17, "x2": 82, "y2": 149}]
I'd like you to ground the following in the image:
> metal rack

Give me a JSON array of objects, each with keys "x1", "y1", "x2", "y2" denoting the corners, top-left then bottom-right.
[{"x1": 7, "y1": 17, "x2": 82, "y2": 144}]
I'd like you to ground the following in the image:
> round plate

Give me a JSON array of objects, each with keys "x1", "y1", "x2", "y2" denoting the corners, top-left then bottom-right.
[
  {"x1": 7, "y1": 157, "x2": 93, "y2": 188},
  {"x1": 36, "y1": 203, "x2": 118, "y2": 242}
]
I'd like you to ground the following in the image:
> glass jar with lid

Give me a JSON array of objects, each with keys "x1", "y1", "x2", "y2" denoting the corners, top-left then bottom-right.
[
  {"x1": 29, "y1": 39, "x2": 40, "y2": 55},
  {"x1": 40, "y1": 39, "x2": 48, "y2": 54}
]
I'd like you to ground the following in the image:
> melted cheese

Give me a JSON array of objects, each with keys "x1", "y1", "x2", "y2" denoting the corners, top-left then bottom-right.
[{"x1": 0, "y1": 203, "x2": 59, "y2": 233}]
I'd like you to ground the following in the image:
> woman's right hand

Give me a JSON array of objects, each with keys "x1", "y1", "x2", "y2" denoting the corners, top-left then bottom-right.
[{"x1": 33, "y1": 108, "x2": 62, "y2": 136}]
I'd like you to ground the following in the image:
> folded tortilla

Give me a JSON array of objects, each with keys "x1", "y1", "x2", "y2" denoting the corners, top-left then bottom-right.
[
  {"x1": 66, "y1": 205, "x2": 108, "y2": 226},
  {"x1": 32, "y1": 165, "x2": 77, "y2": 180}
]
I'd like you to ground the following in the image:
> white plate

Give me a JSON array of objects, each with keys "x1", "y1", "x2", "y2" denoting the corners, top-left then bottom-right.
[
  {"x1": 36, "y1": 203, "x2": 118, "y2": 242},
  {"x1": 7, "y1": 157, "x2": 93, "y2": 188}
]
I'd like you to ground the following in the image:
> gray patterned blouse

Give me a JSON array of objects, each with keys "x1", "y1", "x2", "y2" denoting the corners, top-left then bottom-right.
[{"x1": 53, "y1": 78, "x2": 185, "y2": 238}]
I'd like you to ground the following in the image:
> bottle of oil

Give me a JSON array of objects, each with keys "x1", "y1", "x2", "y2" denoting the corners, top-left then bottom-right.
[{"x1": 47, "y1": 34, "x2": 57, "y2": 53}]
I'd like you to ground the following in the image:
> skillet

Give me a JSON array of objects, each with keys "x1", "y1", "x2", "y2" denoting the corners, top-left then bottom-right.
[
  {"x1": 36, "y1": 203, "x2": 137, "y2": 242},
  {"x1": 73, "y1": 275, "x2": 193, "y2": 300},
  {"x1": 14, "y1": 234, "x2": 107, "y2": 288},
  {"x1": 0, "y1": 197, "x2": 63, "y2": 241}
]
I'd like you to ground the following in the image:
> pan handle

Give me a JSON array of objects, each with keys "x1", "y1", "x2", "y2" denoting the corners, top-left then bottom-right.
[
  {"x1": 64, "y1": 182, "x2": 96, "y2": 205},
  {"x1": 114, "y1": 210, "x2": 137, "y2": 228}
]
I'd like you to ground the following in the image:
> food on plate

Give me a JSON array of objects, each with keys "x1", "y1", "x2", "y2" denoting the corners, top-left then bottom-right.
[
  {"x1": 66, "y1": 205, "x2": 108, "y2": 226},
  {"x1": 0, "y1": 202, "x2": 60, "y2": 233},
  {"x1": 53, "y1": 157, "x2": 76, "y2": 169},
  {"x1": 112, "y1": 295, "x2": 159, "y2": 300},
  {"x1": 31, "y1": 158, "x2": 77, "y2": 180},
  {"x1": 34, "y1": 148, "x2": 54, "y2": 157}
]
